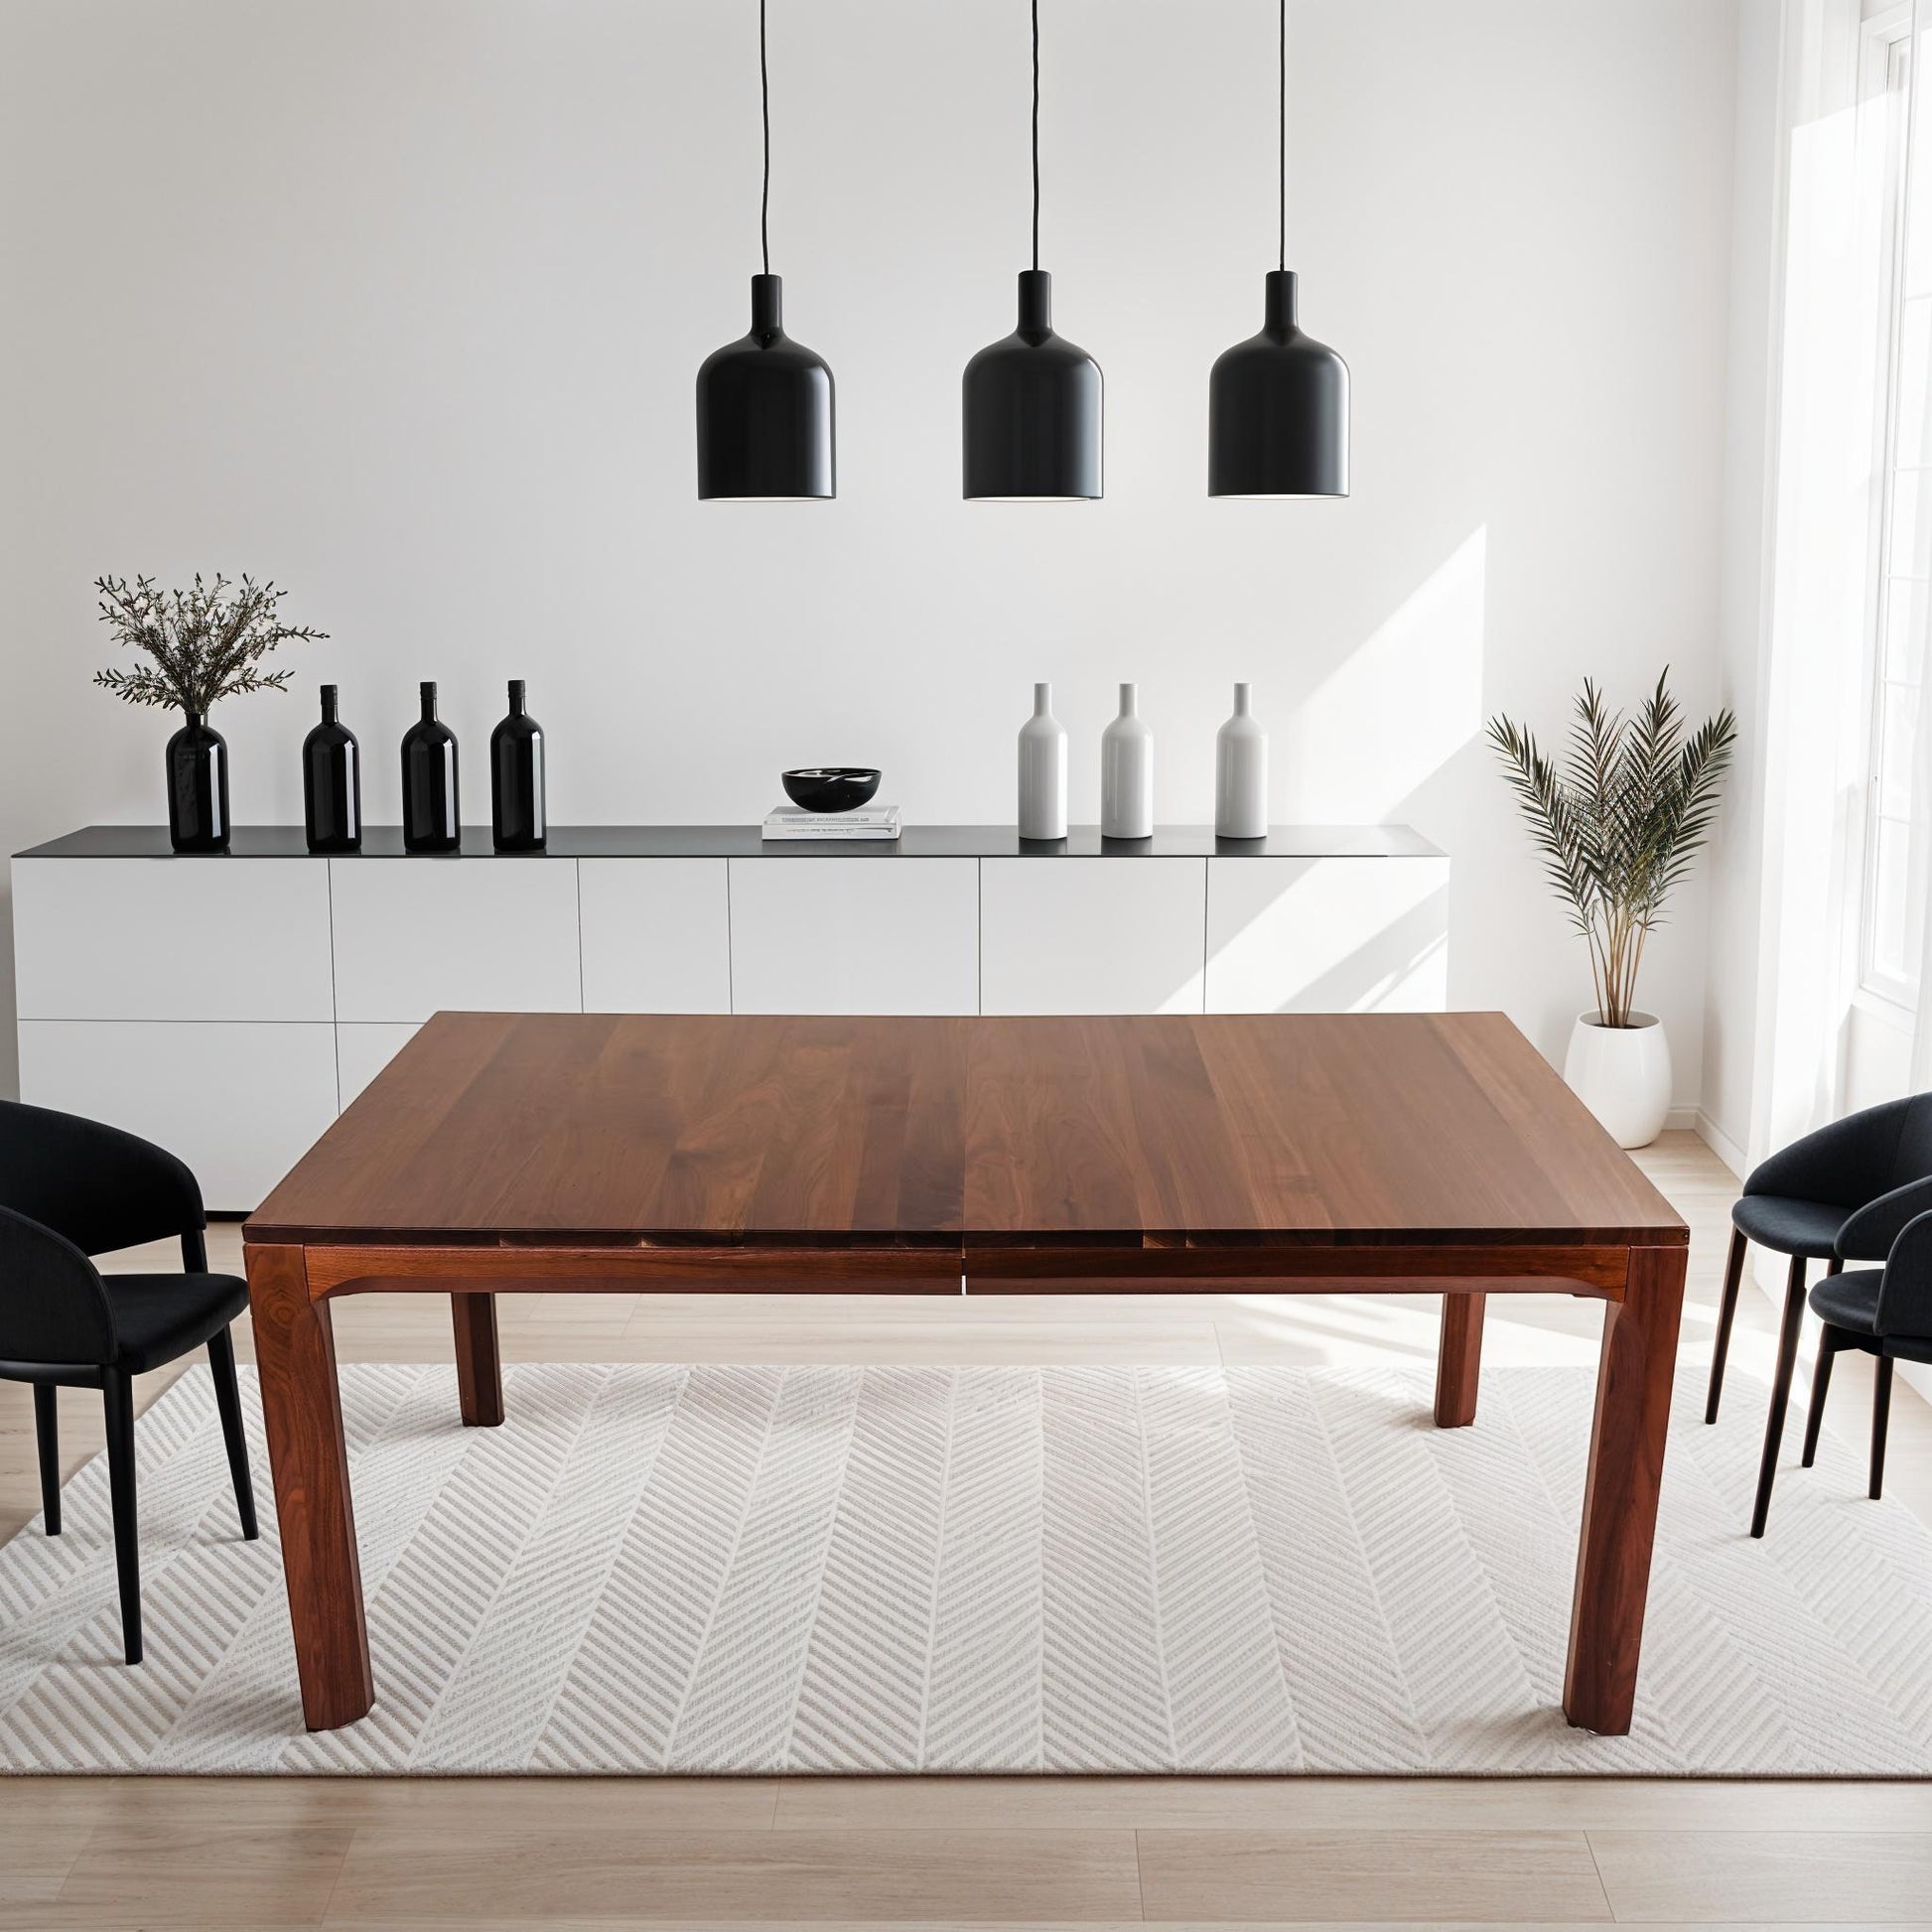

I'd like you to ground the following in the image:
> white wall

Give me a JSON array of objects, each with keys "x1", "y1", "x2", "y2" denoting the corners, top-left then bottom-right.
[
  {"x1": 1702, "y1": 0, "x2": 1786, "y2": 1168},
  {"x1": 0, "y1": 0, "x2": 1740, "y2": 1100}
]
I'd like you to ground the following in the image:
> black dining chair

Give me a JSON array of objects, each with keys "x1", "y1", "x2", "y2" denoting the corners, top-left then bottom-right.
[
  {"x1": 1797, "y1": 1206, "x2": 1932, "y2": 1506},
  {"x1": 0, "y1": 1099, "x2": 257, "y2": 1663},
  {"x1": 1705, "y1": 1092, "x2": 1932, "y2": 1537}
]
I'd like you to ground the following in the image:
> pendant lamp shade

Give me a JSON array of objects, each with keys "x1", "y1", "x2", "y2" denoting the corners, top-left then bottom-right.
[
  {"x1": 696, "y1": 0, "x2": 834, "y2": 500},
  {"x1": 1208, "y1": 0, "x2": 1348, "y2": 498},
  {"x1": 964, "y1": 270, "x2": 1102, "y2": 500},
  {"x1": 1208, "y1": 269, "x2": 1347, "y2": 497},
  {"x1": 697, "y1": 273, "x2": 835, "y2": 499},
  {"x1": 963, "y1": 1, "x2": 1101, "y2": 501}
]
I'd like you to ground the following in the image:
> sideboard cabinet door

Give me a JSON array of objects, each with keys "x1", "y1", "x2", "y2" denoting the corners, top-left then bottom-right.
[
  {"x1": 13, "y1": 858, "x2": 333, "y2": 1022},
  {"x1": 980, "y1": 858, "x2": 1206, "y2": 1015},
  {"x1": 728, "y1": 858, "x2": 979, "y2": 1015},
  {"x1": 330, "y1": 857, "x2": 584, "y2": 1024},
  {"x1": 17, "y1": 1020, "x2": 339, "y2": 1212},
  {"x1": 579, "y1": 859, "x2": 731, "y2": 1014},
  {"x1": 1205, "y1": 856, "x2": 1450, "y2": 1013}
]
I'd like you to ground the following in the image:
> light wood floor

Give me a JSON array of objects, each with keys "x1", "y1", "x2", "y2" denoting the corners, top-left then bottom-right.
[{"x1": 2, "y1": 1131, "x2": 1929, "y2": 1929}]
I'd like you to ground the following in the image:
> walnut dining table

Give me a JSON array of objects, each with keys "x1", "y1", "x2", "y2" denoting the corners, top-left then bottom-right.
[{"x1": 243, "y1": 1009, "x2": 1689, "y2": 1737}]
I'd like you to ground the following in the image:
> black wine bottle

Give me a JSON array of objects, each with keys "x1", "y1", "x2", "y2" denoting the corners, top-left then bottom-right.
[
  {"x1": 490, "y1": 679, "x2": 546, "y2": 853},
  {"x1": 401, "y1": 681, "x2": 460, "y2": 854},
  {"x1": 303, "y1": 684, "x2": 361, "y2": 854}
]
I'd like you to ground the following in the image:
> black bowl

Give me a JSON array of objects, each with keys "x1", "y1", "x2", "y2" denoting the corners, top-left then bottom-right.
[{"x1": 782, "y1": 767, "x2": 882, "y2": 813}]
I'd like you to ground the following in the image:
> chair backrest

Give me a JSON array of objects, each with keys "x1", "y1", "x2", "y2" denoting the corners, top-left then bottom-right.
[
  {"x1": 0, "y1": 1204, "x2": 113, "y2": 1367},
  {"x1": 1876, "y1": 1208, "x2": 1932, "y2": 1341},
  {"x1": 1749, "y1": 1092, "x2": 1932, "y2": 1209},
  {"x1": 1885, "y1": 1093, "x2": 1932, "y2": 1193},
  {"x1": 0, "y1": 1100, "x2": 203, "y2": 1258}
]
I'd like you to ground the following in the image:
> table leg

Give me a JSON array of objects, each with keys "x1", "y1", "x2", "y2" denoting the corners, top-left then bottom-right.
[
  {"x1": 1434, "y1": 1292, "x2": 1486, "y2": 1428},
  {"x1": 1563, "y1": 1244, "x2": 1686, "y2": 1734},
  {"x1": 245, "y1": 1243, "x2": 374, "y2": 1730},
  {"x1": 452, "y1": 1293, "x2": 504, "y2": 1428}
]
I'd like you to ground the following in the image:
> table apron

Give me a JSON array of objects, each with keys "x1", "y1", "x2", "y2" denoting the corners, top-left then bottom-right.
[{"x1": 265, "y1": 1239, "x2": 1637, "y2": 1302}]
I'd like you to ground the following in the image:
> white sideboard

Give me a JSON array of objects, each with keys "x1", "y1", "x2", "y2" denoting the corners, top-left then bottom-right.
[{"x1": 12, "y1": 824, "x2": 1449, "y2": 1209}]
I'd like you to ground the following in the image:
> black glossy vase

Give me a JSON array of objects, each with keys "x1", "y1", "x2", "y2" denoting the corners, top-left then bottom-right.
[
  {"x1": 165, "y1": 711, "x2": 229, "y2": 854},
  {"x1": 401, "y1": 681, "x2": 461, "y2": 854},
  {"x1": 490, "y1": 679, "x2": 546, "y2": 853},
  {"x1": 303, "y1": 684, "x2": 361, "y2": 854}
]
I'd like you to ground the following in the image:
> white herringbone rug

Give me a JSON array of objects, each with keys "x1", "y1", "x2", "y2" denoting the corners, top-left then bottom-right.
[{"x1": 3, "y1": 1360, "x2": 1931, "y2": 1775}]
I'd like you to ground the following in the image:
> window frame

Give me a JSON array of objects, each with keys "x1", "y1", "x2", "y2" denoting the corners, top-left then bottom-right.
[{"x1": 1857, "y1": 1, "x2": 1927, "y2": 1014}]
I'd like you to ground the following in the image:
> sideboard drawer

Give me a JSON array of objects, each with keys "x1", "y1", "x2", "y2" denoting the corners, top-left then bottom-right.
[
  {"x1": 727, "y1": 857, "x2": 980, "y2": 1015},
  {"x1": 13, "y1": 858, "x2": 334, "y2": 1022},
  {"x1": 981, "y1": 858, "x2": 1206, "y2": 1014},
  {"x1": 1205, "y1": 856, "x2": 1450, "y2": 1013},
  {"x1": 329, "y1": 858, "x2": 584, "y2": 1024},
  {"x1": 17, "y1": 1020, "x2": 340, "y2": 1212},
  {"x1": 579, "y1": 859, "x2": 732, "y2": 1014}
]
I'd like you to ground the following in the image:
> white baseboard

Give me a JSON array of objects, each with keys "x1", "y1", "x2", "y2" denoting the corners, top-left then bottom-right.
[{"x1": 1693, "y1": 1109, "x2": 1746, "y2": 1179}]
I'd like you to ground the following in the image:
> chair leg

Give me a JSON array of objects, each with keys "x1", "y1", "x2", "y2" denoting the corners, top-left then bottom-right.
[
  {"x1": 1801, "y1": 1330, "x2": 1841, "y2": 1468},
  {"x1": 33, "y1": 1385, "x2": 60, "y2": 1535},
  {"x1": 1751, "y1": 1253, "x2": 1809, "y2": 1539},
  {"x1": 207, "y1": 1324, "x2": 258, "y2": 1541},
  {"x1": 102, "y1": 1368, "x2": 141, "y2": 1666},
  {"x1": 1871, "y1": 1357, "x2": 1894, "y2": 1501},
  {"x1": 1707, "y1": 1228, "x2": 1748, "y2": 1424}
]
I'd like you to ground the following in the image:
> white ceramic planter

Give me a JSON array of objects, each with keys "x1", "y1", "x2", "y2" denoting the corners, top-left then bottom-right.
[{"x1": 1563, "y1": 1010, "x2": 1672, "y2": 1149}]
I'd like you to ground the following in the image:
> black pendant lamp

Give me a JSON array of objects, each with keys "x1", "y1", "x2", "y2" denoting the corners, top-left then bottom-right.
[
  {"x1": 1208, "y1": 0, "x2": 1348, "y2": 498},
  {"x1": 696, "y1": 0, "x2": 834, "y2": 499},
  {"x1": 963, "y1": 0, "x2": 1101, "y2": 500}
]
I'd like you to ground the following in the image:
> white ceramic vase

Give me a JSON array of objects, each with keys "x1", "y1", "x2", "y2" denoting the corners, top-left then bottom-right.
[
  {"x1": 1100, "y1": 683, "x2": 1154, "y2": 839},
  {"x1": 1017, "y1": 682, "x2": 1067, "y2": 841},
  {"x1": 1215, "y1": 681, "x2": 1268, "y2": 839},
  {"x1": 1563, "y1": 1010, "x2": 1672, "y2": 1149}
]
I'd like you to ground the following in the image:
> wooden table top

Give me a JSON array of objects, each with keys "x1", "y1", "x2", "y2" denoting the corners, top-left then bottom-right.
[{"x1": 245, "y1": 1011, "x2": 1685, "y2": 1251}]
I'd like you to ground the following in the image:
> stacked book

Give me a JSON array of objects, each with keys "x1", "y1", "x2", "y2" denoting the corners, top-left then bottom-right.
[{"x1": 761, "y1": 803, "x2": 902, "y2": 841}]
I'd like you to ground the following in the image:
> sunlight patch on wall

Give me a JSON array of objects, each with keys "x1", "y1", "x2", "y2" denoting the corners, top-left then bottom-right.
[{"x1": 1278, "y1": 527, "x2": 1488, "y2": 823}]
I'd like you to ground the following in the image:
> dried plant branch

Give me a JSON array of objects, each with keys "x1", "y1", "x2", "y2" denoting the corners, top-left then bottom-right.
[
  {"x1": 1488, "y1": 667, "x2": 1735, "y2": 1029},
  {"x1": 92, "y1": 573, "x2": 327, "y2": 716}
]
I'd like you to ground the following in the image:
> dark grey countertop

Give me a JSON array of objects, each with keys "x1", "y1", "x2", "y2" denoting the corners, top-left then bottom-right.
[{"x1": 16, "y1": 824, "x2": 1446, "y2": 861}]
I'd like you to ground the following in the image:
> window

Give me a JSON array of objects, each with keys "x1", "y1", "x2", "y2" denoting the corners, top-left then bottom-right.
[{"x1": 1861, "y1": 6, "x2": 1931, "y2": 1009}]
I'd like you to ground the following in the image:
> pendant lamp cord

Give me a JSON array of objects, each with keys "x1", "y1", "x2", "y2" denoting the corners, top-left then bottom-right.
[
  {"x1": 1031, "y1": 0, "x2": 1040, "y2": 271},
  {"x1": 1278, "y1": 0, "x2": 1287, "y2": 270},
  {"x1": 759, "y1": 0, "x2": 771, "y2": 275}
]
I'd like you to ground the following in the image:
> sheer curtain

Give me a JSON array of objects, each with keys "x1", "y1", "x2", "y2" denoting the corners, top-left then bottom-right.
[{"x1": 1747, "y1": 0, "x2": 1932, "y2": 1164}]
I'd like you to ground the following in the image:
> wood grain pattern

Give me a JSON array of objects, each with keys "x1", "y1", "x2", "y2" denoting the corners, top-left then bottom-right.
[
  {"x1": 240, "y1": 1010, "x2": 1687, "y2": 1737},
  {"x1": 1435, "y1": 1292, "x2": 1486, "y2": 1427},
  {"x1": 243, "y1": 1244, "x2": 374, "y2": 1730},
  {"x1": 302, "y1": 1244, "x2": 965, "y2": 1299},
  {"x1": 1135, "y1": 1827, "x2": 1611, "y2": 1924},
  {"x1": 450, "y1": 1295, "x2": 503, "y2": 1428},
  {"x1": 246, "y1": 1012, "x2": 1685, "y2": 1251},
  {"x1": 1562, "y1": 1243, "x2": 1687, "y2": 1733},
  {"x1": 963, "y1": 1243, "x2": 1631, "y2": 1292}
]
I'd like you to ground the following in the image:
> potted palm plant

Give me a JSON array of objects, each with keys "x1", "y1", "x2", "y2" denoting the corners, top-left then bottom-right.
[
  {"x1": 1488, "y1": 671, "x2": 1736, "y2": 1147},
  {"x1": 94, "y1": 574, "x2": 326, "y2": 853}
]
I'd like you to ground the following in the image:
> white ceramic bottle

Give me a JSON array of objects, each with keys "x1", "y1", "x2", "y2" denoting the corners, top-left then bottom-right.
[
  {"x1": 1018, "y1": 682, "x2": 1068, "y2": 841},
  {"x1": 1101, "y1": 682, "x2": 1154, "y2": 838},
  {"x1": 1215, "y1": 682, "x2": 1268, "y2": 839}
]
